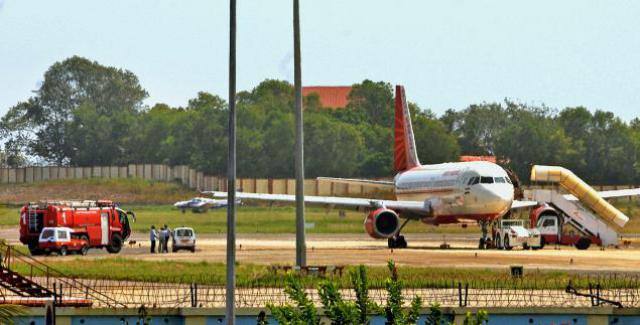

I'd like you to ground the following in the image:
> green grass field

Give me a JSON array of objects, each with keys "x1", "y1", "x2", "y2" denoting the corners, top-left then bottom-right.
[
  {"x1": 11, "y1": 257, "x2": 636, "y2": 289},
  {"x1": 2, "y1": 202, "x2": 639, "y2": 234}
]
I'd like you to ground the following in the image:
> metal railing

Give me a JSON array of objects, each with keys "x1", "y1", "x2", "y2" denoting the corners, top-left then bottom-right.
[
  {"x1": 1, "y1": 271, "x2": 638, "y2": 309},
  {"x1": 0, "y1": 243, "x2": 124, "y2": 307}
]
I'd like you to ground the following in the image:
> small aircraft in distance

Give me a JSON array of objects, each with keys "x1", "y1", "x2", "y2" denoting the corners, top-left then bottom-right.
[{"x1": 174, "y1": 197, "x2": 241, "y2": 213}]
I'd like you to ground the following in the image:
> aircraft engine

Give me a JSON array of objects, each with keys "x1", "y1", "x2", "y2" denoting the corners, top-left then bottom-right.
[
  {"x1": 529, "y1": 204, "x2": 559, "y2": 228},
  {"x1": 364, "y1": 208, "x2": 400, "y2": 239}
]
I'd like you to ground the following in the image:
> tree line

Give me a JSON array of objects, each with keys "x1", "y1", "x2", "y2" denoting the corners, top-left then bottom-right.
[{"x1": 1, "y1": 56, "x2": 638, "y2": 184}]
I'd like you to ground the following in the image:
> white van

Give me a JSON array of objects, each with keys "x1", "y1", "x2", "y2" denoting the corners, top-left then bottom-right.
[{"x1": 172, "y1": 227, "x2": 196, "y2": 252}]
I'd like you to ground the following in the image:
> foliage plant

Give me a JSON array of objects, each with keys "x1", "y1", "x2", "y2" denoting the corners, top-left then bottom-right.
[
  {"x1": 382, "y1": 260, "x2": 421, "y2": 325},
  {"x1": 0, "y1": 304, "x2": 27, "y2": 325},
  {"x1": 266, "y1": 261, "x2": 438, "y2": 325}
]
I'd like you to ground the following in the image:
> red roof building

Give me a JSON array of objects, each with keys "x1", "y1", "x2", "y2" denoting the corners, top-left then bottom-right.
[
  {"x1": 460, "y1": 156, "x2": 498, "y2": 163},
  {"x1": 302, "y1": 86, "x2": 352, "y2": 109}
]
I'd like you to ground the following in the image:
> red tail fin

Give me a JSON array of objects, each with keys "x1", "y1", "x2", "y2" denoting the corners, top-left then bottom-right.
[{"x1": 394, "y1": 85, "x2": 420, "y2": 172}]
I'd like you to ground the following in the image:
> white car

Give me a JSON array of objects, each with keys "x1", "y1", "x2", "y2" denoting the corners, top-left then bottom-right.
[
  {"x1": 172, "y1": 227, "x2": 196, "y2": 252},
  {"x1": 38, "y1": 227, "x2": 89, "y2": 256}
]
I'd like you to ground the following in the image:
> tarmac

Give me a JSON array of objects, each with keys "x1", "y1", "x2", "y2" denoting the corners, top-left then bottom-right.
[{"x1": 4, "y1": 228, "x2": 640, "y2": 273}]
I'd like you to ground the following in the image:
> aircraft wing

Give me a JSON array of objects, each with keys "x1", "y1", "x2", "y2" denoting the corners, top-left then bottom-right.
[
  {"x1": 317, "y1": 177, "x2": 395, "y2": 189},
  {"x1": 207, "y1": 191, "x2": 429, "y2": 212},
  {"x1": 565, "y1": 188, "x2": 640, "y2": 201},
  {"x1": 510, "y1": 200, "x2": 539, "y2": 209}
]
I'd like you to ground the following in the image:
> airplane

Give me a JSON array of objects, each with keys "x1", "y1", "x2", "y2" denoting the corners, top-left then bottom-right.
[
  {"x1": 174, "y1": 197, "x2": 241, "y2": 213},
  {"x1": 209, "y1": 85, "x2": 640, "y2": 249}
]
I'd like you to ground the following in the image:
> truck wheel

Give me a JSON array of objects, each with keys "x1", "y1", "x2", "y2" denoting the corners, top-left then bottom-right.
[
  {"x1": 495, "y1": 236, "x2": 502, "y2": 249},
  {"x1": 59, "y1": 246, "x2": 68, "y2": 256},
  {"x1": 575, "y1": 237, "x2": 591, "y2": 250},
  {"x1": 28, "y1": 244, "x2": 43, "y2": 256},
  {"x1": 80, "y1": 244, "x2": 89, "y2": 256},
  {"x1": 106, "y1": 234, "x2": 123, "y2": 254},
  {"x1": 503, "y1": 235, "x2": 512, "y2": 251},
  {"x1": 533, "y1": 237, "x2": 545, "y2": 250}
]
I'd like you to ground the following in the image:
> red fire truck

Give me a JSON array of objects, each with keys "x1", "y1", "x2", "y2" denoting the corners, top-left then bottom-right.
[{"x1": 19, "y1": 200, "x2": 135, "y2": 255}]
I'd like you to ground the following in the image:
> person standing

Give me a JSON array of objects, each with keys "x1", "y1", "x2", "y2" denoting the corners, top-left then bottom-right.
[
  {"x1": 149, "y1": 225, "x2": 157, "y2": 253},
  {"x1": 161, "y1": 225, "x2": 170, "y2": 253}
]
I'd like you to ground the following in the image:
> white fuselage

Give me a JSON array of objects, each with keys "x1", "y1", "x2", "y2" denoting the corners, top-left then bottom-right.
[{"x1": 394, "y1": 161, "x2": 514, "y2": 224}]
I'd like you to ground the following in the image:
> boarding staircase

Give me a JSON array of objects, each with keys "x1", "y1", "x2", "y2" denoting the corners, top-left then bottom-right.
[
  {"x1": 526, "y1": 165, "x2": 629, "y2": 246},
  {"x1": 0, "y1": 266, "x2": 53, "y2": 297},
  {"x1": 526, "y1": 189, "x2": 619, "y2": 246},
  {"x1": 0, "y1": 242, "x2": 122, "y2": 307}
]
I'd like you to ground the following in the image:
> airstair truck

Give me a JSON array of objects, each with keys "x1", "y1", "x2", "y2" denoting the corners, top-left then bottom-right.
[
  {"x1": 19, "y1": 200, "x2": 135, "y2": 255},
  {"x1": 525, "y1": 165, "x2": 628, "y2": 249}
]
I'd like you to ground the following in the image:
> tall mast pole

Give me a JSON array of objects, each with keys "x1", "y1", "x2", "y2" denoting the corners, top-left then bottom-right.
[
  {"x1": 293, "y1": 0, "x2": 306, "y2": 267},
  {"x1": 225, "y1": 0, "x2": 237, "y2": 323}
]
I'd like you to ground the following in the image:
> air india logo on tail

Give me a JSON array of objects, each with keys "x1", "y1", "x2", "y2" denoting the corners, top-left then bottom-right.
[{"x1": 394, "y1": 85, "x2": 421, "y2": 172}]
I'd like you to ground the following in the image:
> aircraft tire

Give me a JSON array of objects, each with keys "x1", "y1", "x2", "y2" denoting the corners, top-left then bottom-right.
[{"x1": 397, "y1": 236, "x2": 407, "y2": 249}]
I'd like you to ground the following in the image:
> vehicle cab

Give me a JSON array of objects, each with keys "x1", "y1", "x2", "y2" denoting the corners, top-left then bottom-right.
[
  {"x1": 172, "y1": 227, "x2": 196, "y2": 252},
  {"x1": 38, "y1": 227, "x2": 89, "y2": 256}
]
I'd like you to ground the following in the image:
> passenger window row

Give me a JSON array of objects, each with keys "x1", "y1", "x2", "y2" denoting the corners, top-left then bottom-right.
[{"x1": 467, "y1": 176, "x2": 513, "y2": 185}]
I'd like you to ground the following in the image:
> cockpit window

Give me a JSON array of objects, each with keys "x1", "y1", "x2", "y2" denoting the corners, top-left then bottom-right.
[
  {"x1": 480, "y1": 177, "x2": 494, "y2": 184},
  {"x1": 467, "y1": 177, "x2": 479, "y2": 185},
  {"x1": 494, "y1": 177, "x2": 506, "y2": 183},
  {"x1": 506, "y1": 177, "x2": 513, "y2": 184}
]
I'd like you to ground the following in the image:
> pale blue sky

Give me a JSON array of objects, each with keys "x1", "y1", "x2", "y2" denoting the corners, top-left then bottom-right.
[{"x1": 1, "y1": 0, "x2": 639, "y2": 120}]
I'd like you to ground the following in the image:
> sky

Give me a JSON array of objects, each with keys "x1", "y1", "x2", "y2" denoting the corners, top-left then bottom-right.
[{"x1": 0, "y1": 0, "x2": 639, "y2": 120}]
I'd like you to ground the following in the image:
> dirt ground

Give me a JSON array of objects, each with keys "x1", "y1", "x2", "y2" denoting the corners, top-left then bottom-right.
[{"x1": 5, "y1": 227, "x2": 640, "y2": 273}]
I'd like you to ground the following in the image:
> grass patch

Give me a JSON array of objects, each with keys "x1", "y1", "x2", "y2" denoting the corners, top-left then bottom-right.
[
  {"x1": 11, "y1": 258, "x2": 640, "y2": 289},
  {"x1": 0, "y1": 178, "x2": 198, "y2": 205}
]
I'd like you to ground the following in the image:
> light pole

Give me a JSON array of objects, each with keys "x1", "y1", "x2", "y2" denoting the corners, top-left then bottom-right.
[
  {"x1": 226, "y1": 0, "x2": 237, "y2": 323},
  {"x1": 293, "y1": 0, "x2": 306, "y2": 268}
]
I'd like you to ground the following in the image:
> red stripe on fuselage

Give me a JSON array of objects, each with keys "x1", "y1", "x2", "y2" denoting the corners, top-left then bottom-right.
[{"x1": 422, "y1": 213, "x2": 500, "y2": 225}]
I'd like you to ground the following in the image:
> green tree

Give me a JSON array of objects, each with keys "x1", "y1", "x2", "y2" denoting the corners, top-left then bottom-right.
[
  {"x1": 412, "y1": 111, "x2": 460, "y2": 164},
  {"x1": 347, "y1": 80, "x2": 394, "y2": 127},
  {"x1": 1, "y1": 56, "x2": 147, "y2": 164},
  {"x1": 304, "y1": 113, "x2": 365, "y2": 177},
  {"x1": 494, "y1": 103, "x2": 577, "y2": 181},
  {"x1": 446, "y1": 103, "x2": 507, "y2": 156}
]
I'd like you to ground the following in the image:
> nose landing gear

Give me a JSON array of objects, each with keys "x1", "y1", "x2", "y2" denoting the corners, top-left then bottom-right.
[{"x1": 478, "y1": 220, "x2": 491, "y2": 249}]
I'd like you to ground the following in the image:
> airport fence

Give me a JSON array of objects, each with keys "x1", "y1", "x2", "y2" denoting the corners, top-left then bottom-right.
[{"x1": 3, "y1": 273, "x2": 640, "y2": 309}]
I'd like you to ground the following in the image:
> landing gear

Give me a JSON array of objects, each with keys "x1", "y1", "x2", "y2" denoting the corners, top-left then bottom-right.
[
  {"x1": 478, "y1": 221, "x2": 490, "y2": 249},
  {"x1": 388, "y1": 235, "x2": 407, "y2": 249},
  {"x1": 387, "y1": 219, "x2": 411, "y2": 249}
]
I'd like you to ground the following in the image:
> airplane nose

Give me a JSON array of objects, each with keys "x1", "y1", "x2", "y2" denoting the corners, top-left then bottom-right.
[{"x1": 485, "y1": 187, "x2": 513, "y2": 209}]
